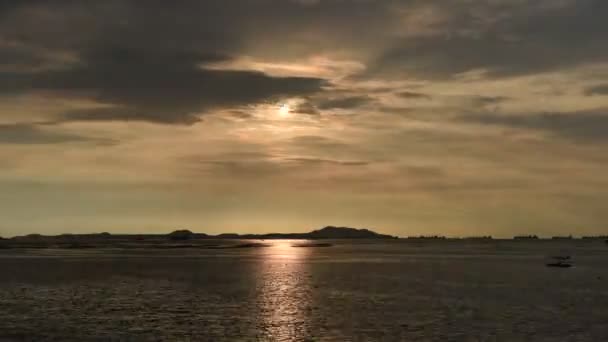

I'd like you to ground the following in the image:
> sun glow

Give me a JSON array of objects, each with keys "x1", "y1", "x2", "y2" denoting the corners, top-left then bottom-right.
[{"x1": 278, "y1": 103, "x2": 290, "y2": 116}]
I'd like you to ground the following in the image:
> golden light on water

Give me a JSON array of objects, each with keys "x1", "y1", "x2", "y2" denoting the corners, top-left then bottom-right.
[{"x1": 256, "y1": 240, "x2": 313, "y2": 339}]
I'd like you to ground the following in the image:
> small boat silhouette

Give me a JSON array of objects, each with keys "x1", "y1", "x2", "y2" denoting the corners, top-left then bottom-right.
[
  {"x1": 546, "y1": 255, "x2": 572, "y2": 268},
  {"x1": 546, "y1": 262, "x2": 572, "y2": 268}
]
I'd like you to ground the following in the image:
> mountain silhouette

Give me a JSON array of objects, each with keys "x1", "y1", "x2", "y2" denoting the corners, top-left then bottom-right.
[{"x1": 2, "y1": 226, "x2": 396, "y2": 249}]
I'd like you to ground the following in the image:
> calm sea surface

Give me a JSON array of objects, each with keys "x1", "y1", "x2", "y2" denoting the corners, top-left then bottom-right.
[{"x1": 1, "y1": 240, "x2": 607, "y2": 341}]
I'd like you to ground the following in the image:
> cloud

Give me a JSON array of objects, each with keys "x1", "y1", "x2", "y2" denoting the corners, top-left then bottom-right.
[
  {"x1": 585, "y1": 84, "x2": 608, "y2": 96},
  {"x1": 1, "y1": 47, "x2": 326, "y2": 124},
  {"x1": 285, "y1": 135, "x2": 366, "y2": 158},
  {"x1": 284, "y1": 157, "x2": 369, "y2": 166},
  {"x1": 292, "y1": 101, "x2": 320, "y2": 115},
  {"x1": 0, "y1": 123, "x2": 111, "y2": 144},
  {"x1": 2, "y1": 0, "x2": 608, "y2": 236},
  {"x1": 227, "y1": 110, "x2": 254, "y2": 120},
  {"x1": 398, "y1": 91, "x2": 432, "y2": 99},
  {"x1": 4, "y1": 0, "x2": 607, "y2": 86},
  {"x1": 363, "y1": 0, "x2": 608, "y2": 80},
  {"x1": 0, "y1": 1, "x2": 333, "y2": 125},
  {"x1": 473, "y1": 96, "x2": 509, "y2": 106},
  {"x1": 291, "y1": 94, "x2": 376, "y2": 114},
  {"x1": 316, "y1": 95, "x2": 373, "y2": 110},
  {"x1": 462, "y1": 110, "x2": 608, "y2": 141}
]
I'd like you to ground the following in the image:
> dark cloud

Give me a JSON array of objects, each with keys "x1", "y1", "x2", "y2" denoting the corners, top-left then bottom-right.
[
  {"x1": 0, "y1": 0, "x2": 392, "y2": 69},
  {"x1": 293, "y1": 94, "x2": 378, "y2": 114},
  {"x1": 316, "y1": 95, "x2": 373, "y2": 110},
  {"x1": 0, "y1": 43, "x2": 57, "y2": 72},
  {"x1": 371, "y1": 36, "x2": 576, "y2": 79},
  {"x1": 472, "y1": 96, "x2": 510, "y2": 107},
  {"x1": 60, "y1": 107, "x2": 201, "y2": 125},
  {"x1": 364, "y1": 0, "x2": 608, "y2": 79},
  {"x1": 292, "y1": 101, "x2": 320, "y2": 115},
  {"x1": 47, "y1": 64, "x2": 325, "y2": 124},
  {"x1": 1, "y1": 45, "x2": 326, "y2": 124},
  {"x1": 585, "y1": 84, "x2": 608, "y2": 96},
  {"x1": 398, "y1": 91, "x2": 431, "y2": 99},
  {"x1": 0, "y1": 0, "x2": 334, "y2": 124},
  {"x1": 4, "y1": 0, "x2": 608, "y2": 86},
  {"x1": 0, "y1": 123, "x2": 111, "y2": 144},
  {"x1": 463, "y1": 110, "x2": 608, "y2": 141}
]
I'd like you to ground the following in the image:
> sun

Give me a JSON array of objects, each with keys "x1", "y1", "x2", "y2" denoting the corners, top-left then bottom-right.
[{"x1": 278, "y1": 103, "x2": 290, "y2": 116}]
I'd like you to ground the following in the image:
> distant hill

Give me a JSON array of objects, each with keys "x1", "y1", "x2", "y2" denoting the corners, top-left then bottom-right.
[
  {"x1": 209, "y1": 226, "x2": 397, "y2": 240},
  {"x1": 167, "y1": 230, "x2": 208, "y2": 240},
  {"x1": 514, "y1": 235, "x2": 539, "y2": 240},
  {"x1": 3, "y1": 226, "x2": 396, "y2": 248},
  {"x1": 307, "y1": 226, "x2": 396, "y2": 239}
]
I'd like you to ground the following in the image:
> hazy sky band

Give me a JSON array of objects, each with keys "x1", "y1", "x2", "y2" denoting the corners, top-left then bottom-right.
[{"x1": 1, "y1": 0, "x2": 607, "y2": 237}]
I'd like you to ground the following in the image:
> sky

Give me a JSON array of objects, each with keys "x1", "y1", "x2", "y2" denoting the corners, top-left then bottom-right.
[{"x1": 1, "y1": 0, "x2": 608, "y2": 237}]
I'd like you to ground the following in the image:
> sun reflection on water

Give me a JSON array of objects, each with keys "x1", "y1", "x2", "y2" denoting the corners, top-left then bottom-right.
[{"x1": 255, "y1": 240, "x2": 314, "y2": 341}]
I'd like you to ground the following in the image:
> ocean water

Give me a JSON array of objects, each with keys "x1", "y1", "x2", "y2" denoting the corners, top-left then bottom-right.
[{"x1": 1, "y1": 240, "x2": 607, "y2": 341}]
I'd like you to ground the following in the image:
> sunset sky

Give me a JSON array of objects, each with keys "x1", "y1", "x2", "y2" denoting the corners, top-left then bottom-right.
[{"x1": 1, "y1": 0, "x2": 608, "y2": 237}]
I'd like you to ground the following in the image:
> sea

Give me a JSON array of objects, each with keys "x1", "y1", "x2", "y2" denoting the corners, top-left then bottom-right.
[{"x1": 1, "y1": 239, "x2": 607, "y2": 341}]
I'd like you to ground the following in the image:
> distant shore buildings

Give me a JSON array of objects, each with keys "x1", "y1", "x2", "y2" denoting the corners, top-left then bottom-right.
[
  {"x1": 462, "y1": 236, "x2": 493, "y2": 240},
  {"x1": 514, "y1": 235, "x2": 539, "y2": 240},
  {"x1": 581, "y1": 235, "x2": 608, "y2": 240},
  {"x1": 404, "y1": 235, "x2": 493, "y2": 240},
  {"x1": 551, "y1": 235, "x2": 573, "y2": 240},
  {"x1": 406, "y1": 235, "x2": 447, "y2": 240}
]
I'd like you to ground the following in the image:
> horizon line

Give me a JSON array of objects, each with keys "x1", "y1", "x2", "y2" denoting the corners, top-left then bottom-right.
[{"x1": 3, "y1": 227, "x2": 607, "y2": 240}]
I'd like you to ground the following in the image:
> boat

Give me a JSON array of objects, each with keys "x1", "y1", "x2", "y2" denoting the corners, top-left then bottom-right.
[
  {"x1": 546, "y1": 262, "x2": 572, "y2": 268},
  {"x1": 546, "y1": 255, "x2": 572, "y2": 268}
]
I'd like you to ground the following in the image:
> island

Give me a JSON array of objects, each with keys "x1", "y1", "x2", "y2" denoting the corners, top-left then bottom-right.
[{"x1": 0, "y1": 226, "x2": 397, "y2": 249}]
